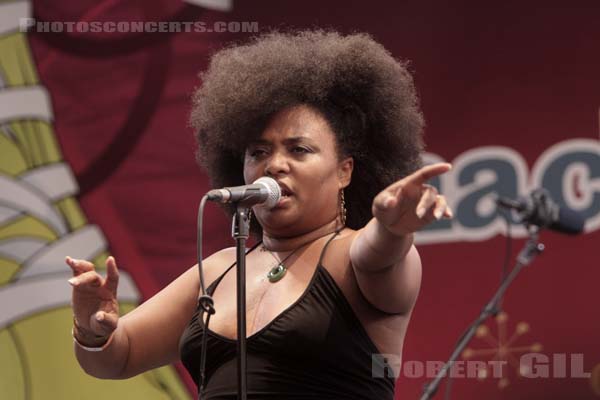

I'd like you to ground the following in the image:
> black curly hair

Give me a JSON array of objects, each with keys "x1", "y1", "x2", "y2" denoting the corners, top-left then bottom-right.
[{"x1": 191, "y1": 30, "x2": 424, "y2": 236}]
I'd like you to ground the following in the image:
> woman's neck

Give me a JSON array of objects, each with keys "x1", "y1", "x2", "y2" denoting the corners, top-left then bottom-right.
[{"x1": 262, "y1": 218, "x2": 342, "y2": 252}]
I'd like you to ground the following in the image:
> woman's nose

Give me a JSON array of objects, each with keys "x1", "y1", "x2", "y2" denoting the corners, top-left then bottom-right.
[{"x1": 264, "y1": 151, "x2": 290, "y2": 176}]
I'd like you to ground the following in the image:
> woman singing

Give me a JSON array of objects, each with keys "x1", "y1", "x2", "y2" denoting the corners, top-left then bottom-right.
[{"x1": 66, "y1": 30, "x2": 452, "y2": 399}]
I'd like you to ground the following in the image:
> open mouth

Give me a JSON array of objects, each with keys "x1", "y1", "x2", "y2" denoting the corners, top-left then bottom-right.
[{"x1": 277, "y1": 183, "x2": 293, "y2": 198}]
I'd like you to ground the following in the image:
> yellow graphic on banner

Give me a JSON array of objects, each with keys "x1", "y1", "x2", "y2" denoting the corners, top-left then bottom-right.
[
  {"x1": 462, "y1": 311, "x2": 542, "y2": 389},
  {"x1": 0, "y1": 2, "x2": 190, "y2": 399}
]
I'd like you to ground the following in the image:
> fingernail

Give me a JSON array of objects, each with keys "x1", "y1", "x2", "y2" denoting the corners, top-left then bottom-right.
[
  {"x1": 96, "y1": 312, "x2": 104, "y2": 322},
  {"x1": 434, "y1": 209, "x2": 442, "y2": 219},
  {"x1": 416, "y1": 207, "x2": 426, "y2": 218},
  {"x1": 68, "y1": 278, "x2": 78, "y2": 286}
]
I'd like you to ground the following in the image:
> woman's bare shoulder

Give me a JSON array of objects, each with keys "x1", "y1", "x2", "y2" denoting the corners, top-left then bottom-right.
[
  {"x1": 185, "y1": 246, "x2": 238, "y2": 289},
  {"x1": 327, "y1": 228, "x2": 358, "y2": 256}
]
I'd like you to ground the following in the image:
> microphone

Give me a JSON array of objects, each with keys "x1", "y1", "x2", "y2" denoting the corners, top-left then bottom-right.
[
  {"x1": 207, "y1": 176, "x2": 281, "y2": 209},
  {"x1": 496, "y1": 188, "x2": 585, "y2": 235}
]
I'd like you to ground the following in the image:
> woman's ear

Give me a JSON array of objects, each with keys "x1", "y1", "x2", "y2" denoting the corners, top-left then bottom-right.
[{"x1": 338, "y1": 156, "x2": 354, "y2": 189}]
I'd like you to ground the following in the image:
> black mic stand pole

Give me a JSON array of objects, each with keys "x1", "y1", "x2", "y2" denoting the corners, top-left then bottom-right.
[
  {"x1": 232, "y1": 205, "x2": 251, "y2": 400},
  {"x1": 420, "y1": 226, "x2": 545, "y2": 400}
]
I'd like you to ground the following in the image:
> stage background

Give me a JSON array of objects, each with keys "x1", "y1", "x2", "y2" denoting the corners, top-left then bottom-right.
[{"x1": 1, "y1": 0, "x2": 599, "y2": 399}]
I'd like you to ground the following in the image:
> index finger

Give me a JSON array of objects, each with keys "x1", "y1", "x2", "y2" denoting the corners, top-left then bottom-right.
[
  {"x1": 65, "y1": 256, "x2": 95, "y2": 276},
  {"x1": 404, "y1": 163, "x2": 452, "y2": 186},
  {"x1": 104, "y1": 256, "x2": 120, "y2": 294}
]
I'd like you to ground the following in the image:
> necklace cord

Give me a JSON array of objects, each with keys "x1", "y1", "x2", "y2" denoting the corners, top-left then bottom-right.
[{"x1": 263, "y1": 228, "x2": 342, "y2": 282}]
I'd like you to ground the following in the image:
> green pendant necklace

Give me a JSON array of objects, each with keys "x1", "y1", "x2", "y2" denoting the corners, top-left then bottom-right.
[
  {"x1": 264, "y1": 244, "x2": 305, "y2": 283},
  {"x1": 266, "y1": 263, "x2": 287, "y2": 283}
]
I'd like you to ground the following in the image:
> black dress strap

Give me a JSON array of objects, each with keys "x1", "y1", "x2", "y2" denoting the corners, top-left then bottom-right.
[
  {"x1": 206, "y1": 240, "x2": 263, "y2": 296},
  {"x1": 317, "y1": 229, "x2": 342, "y2": 266}
]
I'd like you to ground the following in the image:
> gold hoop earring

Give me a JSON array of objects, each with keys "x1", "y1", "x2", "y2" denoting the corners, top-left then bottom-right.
[{"x1": 339, "y1": 190, "x2": 347, "y2": 227}]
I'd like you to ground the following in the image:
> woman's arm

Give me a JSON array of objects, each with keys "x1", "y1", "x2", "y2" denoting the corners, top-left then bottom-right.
[
  {"x1": 68, "y1": 248, "x2": 234, "y2": 379},
  {"x1": 349, "y1": 163, "x2": 452, "y2": 314},
  {"x1": 76, "y1": 264, "x2": 200, "y2": 379},
  {"x1": 349, "y1": 220, "x2": 421, "y2": 315}
]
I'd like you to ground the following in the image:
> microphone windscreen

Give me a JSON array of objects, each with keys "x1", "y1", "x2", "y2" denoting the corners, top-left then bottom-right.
[
  {"x1": 552, "y1": 207, "x2": 585, "y2": 235},
  {"x1": 254, "y1": 177, "x2": 281, "y2": 209}
]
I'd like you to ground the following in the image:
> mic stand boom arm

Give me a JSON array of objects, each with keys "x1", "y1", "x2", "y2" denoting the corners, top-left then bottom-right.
[{"x1": 420, "y1": 227, "x2": 545, "y2": 400}]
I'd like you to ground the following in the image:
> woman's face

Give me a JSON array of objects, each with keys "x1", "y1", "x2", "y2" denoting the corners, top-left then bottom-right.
[{"x1": 243, "y1": 104, "x2": 353, "y2": 237}]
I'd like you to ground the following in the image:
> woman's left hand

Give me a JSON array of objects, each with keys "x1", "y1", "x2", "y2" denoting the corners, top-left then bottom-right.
[{"x1": 372, "y1": 163, "x2": 453, "y2": 236}]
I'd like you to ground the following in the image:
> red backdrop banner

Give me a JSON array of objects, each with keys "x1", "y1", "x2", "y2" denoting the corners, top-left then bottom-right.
[{"x1": 23, "y1": 1, "x2": 600, "y2": 398}]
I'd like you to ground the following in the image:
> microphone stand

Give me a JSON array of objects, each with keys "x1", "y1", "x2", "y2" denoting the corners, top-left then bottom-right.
[
  {"x1": 419, "y1": 226, "x2": 545, "y2": 400},
  {"x1": 232, "y1": 205, "x2": 251, "y2": 400}
]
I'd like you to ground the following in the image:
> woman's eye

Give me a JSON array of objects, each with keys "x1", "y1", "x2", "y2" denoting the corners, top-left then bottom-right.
[
  {"x1": 292, "y1": 147, "x2": 310, "y2": 153},
  {"x1": 249, "y1": 149, "x2": 267, "y2": 157}
]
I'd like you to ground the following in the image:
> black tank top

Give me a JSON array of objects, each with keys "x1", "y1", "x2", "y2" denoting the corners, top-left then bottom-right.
[{"x1": 179, "y1": 231, "x2": 395, "y2": 399}]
